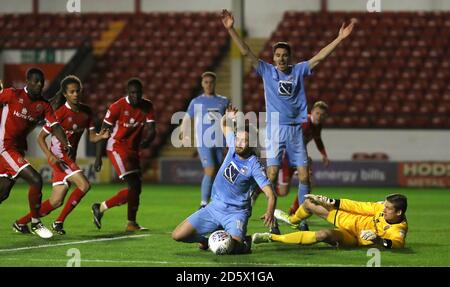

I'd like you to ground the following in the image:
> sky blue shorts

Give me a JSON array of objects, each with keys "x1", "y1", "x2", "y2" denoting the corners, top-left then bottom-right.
[
  {"x1": 197, "y1": 147, "x2": 225, "y2": 169},
  {"x1": 187, "y1": 201, "x2": 250, "y2": 240},
  {"x1": 265, "y1": 124, "x2": 308, "y2": 167}
]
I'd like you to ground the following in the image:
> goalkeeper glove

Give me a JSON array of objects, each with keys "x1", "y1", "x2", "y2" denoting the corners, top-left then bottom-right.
[{"x1": 360, "y1": 230, "x2": 377, "y2": 241}]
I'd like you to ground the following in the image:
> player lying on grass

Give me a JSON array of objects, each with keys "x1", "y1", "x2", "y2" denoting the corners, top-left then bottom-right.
[
  {"x1": 13, "y1": 75, "x2": 110, "y2": 235},
  {"x1": 253, "y1": 193, "x2": 408, "y2": 249},
  {"x1": 172, "y1": 106, "x2": 277, "y2": 254}
]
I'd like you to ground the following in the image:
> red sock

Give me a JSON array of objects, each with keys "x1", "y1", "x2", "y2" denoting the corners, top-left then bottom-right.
[
  {"x1": 56, "y1": 188, "x2": 86, "y2": 222},
  {"x1": 288, "y1": 195, "x2": 299, "y2": 215},
  {"x1": 17, "y1": 200, "x2": 55, "y2": 225},
  {"x1": 127, "y1": 187, "x2": 141, "y2": 222},
  {"x1": 105, "y1": 188, "x2": 128, "y2": 209},
  {"x1": 28, "y1": 185, "x2": 42, "y2": 219}
]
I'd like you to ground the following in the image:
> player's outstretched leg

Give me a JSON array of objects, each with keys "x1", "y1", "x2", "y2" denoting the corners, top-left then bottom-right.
[
  {"x1": 92, "y1": 188, "x2": 128, "y2": 229},
  {"x1": 172, "y1": 219, "x2": 209, "y2": 250}
]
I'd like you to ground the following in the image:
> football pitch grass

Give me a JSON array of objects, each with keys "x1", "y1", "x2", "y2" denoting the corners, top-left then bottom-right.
[{"x1": 0, "y1": 183, "x2": 449, "y2": 267}]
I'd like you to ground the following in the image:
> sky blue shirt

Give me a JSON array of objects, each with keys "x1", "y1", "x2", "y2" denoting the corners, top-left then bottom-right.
[
  {"x1": 186, "y1": 94, "x2": 229, "y2": 147},
  {"x1": 256, "y1": 59, "x2": 312, "y2": 125},
  {"x1": 211, "y1": 133, "x2": 271, "y2": 210}
]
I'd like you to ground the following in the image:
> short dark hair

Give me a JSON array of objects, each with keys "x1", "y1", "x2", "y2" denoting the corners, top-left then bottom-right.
[
  {"x1": 313, "y1": 101, "x2": 329, "y2": 112},
  {"x1": 60, "y1": 75, "x2": 82, "y2": 94},
  {"x1": 26, "y1": 68, "x2": 44, "y2": 80},
  {"x1": 272, "y1": 42, "x2": 291, "y2": 56},
  {"x1": 386, "y1": 193, "x2": 407, "y2": 215},
  {"x1": 127, "y1": 78, "x2": 143, "y2": 89},
  {"x1": 201, "y1": 71, "x2": 216, "y2": 80}
]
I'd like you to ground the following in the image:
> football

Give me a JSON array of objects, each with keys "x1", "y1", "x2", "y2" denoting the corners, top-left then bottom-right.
[{"x1": 208, "y1": 230, "x2": 234, "y2": 255}]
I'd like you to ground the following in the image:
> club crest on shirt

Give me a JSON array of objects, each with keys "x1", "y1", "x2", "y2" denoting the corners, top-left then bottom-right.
[
  {"x1": 36, "y1": 104, "x2": 43, "y2": 112},
  {"x1": 240, "y1": 166, "x2": 248, "y2": 174},
  {"x1": 223, "y1": 161, "x2": 239, "y2": 184},
  {"x1": 130, "y1": 118, "x2": 135, "y2": 124},
  {"x1": 124, "y1": 111, "x2": 129, "y2": 116},
  {"x1": 68, "y1": 117, "x2": 73, "y2": 122},
  {"x1": 278, "y1": 80, "x2": 293, "y2": 96},
  {"x1": 384, "y1": 225, "x2": 391, "y2": 231}
]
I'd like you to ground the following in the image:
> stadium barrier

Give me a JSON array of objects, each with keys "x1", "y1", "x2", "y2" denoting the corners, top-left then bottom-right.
[{"x1": 159, "y1": 158, "x2": 450, "y2": 187}]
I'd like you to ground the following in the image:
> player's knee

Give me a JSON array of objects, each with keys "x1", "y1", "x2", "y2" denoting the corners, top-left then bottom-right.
[
  {"x1": 204, "y1": 167, "x2": 217, "y2": 177},
  {"x1": 303, "y1": 199, "x2": 314, "y2": 211},
  {"x1": 266, "y1": 168, "x2": 278, "y2": 183},
  {"x1": 171, "y1": 229, "x2": 184, "y2": 242},
  {"x1": 0, "y1": 190, "x2": 11, "y2": 203},
  {"x1": 50, "y1": 198, "x2": 63, "y2": 208},
  {"x1": 79, "y1": 182, "x2": 91, "y2": 193},
  {"x1": 30, "y1": 175, "x2": 43, "y2": 189},
  {"x1": 315, "y1": 229, "x2": 332, "y2": 242},
  {"x1": 277, "y1": 185, "x2": 289, "y2": 196},
  {"x1": 298, "y1": 173, "x2": 309, "y2": 185}
]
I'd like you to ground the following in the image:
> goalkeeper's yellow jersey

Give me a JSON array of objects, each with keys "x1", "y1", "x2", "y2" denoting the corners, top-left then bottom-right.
[{"x1": 338, "y1": 199, "x2": 408, "y2": 249}]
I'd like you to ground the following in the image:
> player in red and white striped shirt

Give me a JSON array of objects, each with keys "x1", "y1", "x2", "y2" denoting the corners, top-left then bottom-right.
[
  {"x1": 13, "y1": 75, "x2": 109, "y2": 235},
  {"x1": 92, "y1": 78, "x2": 156, "y2": 232},
  {"x1": 0, "y1": 68, "x2": 72, "y2": 238}
]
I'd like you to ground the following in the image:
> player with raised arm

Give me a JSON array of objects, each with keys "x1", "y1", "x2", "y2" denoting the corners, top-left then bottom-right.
[
  {"x1": 92, "y1": 78, "x2": 156, "y2": 232},
  {"x1": 0, "y1": 68, "x2": 72, "y2": 238},
  {"x1": 253, "y1": 193, "x2": 408, "y2": 249},
  {"x1": 221, "y1": 9, "x2": 356, "y2": 233},
  {"x1": 179, "y1": 72, "x2": 229, "y2": 208},
  {"x1": 172, "y1": 106, "x2": 277, "y2": 254},
  {"x1": 13, "y1": 75, "x2": 109, "y2": 235}
]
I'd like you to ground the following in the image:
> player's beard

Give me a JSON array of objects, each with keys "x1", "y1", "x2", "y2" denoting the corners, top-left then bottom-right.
[{"x1": 236, "y1": 146, "x2": 253, "y2": 158}]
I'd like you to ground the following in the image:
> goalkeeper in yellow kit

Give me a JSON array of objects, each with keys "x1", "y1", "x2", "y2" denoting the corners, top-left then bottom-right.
[{"x1": 252, "y1": 193, "x2": 408, "y2": 249}]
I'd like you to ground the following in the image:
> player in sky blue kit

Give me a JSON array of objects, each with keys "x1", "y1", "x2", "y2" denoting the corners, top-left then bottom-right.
[
  {"x1": 180, "y1": 72, "x2": 230, "y2": 208},
  {"x1": 222, "y1": 9, "x2": 356, "y2": 232},
  {"x1": 172, "y1": 106, "x2": 277, "y2": 254}
]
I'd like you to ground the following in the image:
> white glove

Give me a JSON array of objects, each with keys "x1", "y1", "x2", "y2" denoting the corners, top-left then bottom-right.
[
  {"x1": 360, "y1": 230, "x2": 377, "y2": 241},
  {"x1": 304, "y1": 194, "x2": 335, "y2": 206}
]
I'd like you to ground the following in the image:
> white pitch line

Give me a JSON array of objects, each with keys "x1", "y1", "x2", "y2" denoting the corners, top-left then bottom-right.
[
  {"x1": 0, "y1": 257, "x2": 365, "y2": 267},
  {"x1": 0, "y1": 234, "x2": 150, "y2": 253}
]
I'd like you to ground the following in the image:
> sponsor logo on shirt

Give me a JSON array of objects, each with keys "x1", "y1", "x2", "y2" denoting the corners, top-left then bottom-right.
[
  {"x1": 207, "y1": 108, "x2": 221, "y2": 122},
  {"x1": 278, "y1": 80, "x2": 293, "y2": 96},
  {"x1": 13, "y1": 109, "x2": 35, "y2": 121},
  {"x1": 123, "y1": 117, "x2": 140, "y2": 128},
  {"x1": 223, "y1": 161, "x2": 240, "y2": 184}
]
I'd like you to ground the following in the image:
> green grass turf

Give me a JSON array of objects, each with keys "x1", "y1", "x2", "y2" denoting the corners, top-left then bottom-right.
[{"x1": 0, "y1": 184, "x2": 449, "y2": 267}]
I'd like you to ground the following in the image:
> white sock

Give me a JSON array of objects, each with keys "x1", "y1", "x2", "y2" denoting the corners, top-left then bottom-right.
[
  {"x1": 31, "y1": 218, "x2": 40, "y2": 224},
  {"x1": 100, "y1": 202, "x2": 108, "y2": 213}
]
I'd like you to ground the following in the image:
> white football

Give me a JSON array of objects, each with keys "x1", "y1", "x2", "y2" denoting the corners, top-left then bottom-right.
[{"x1": 208, "y1": 230, "x2": 234, "y2": 255}]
